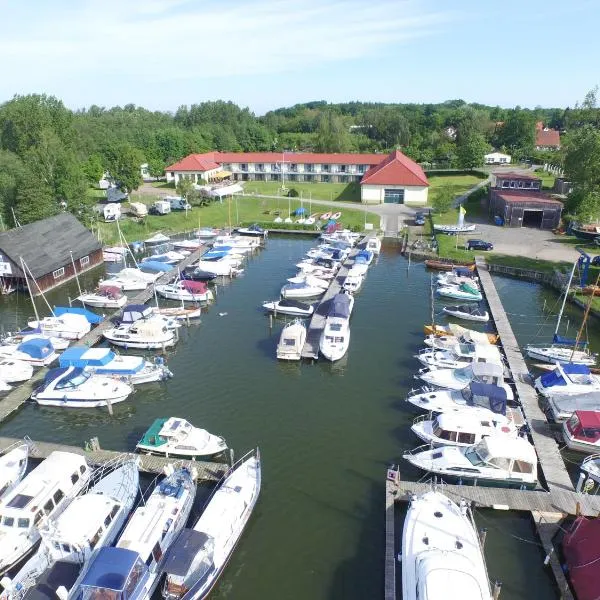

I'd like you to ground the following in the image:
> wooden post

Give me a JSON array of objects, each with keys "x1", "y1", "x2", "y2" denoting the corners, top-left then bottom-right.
[
  {"x1": 106, "y1": 396, "x2": 113, "y2": 416},
  {"x1": 479, "y1": 527, "x2": 488, "y2": 548},
  {"x1": 492, "y1": 581, "x2": 502, "y2": 599},
  {"x1": 269, "y1": 314, "x2": 273, "y2": 330}
]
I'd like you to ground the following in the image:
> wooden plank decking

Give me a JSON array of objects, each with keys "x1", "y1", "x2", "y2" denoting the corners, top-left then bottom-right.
[{"x1": 384, "y1": 475, "x2": 397, "y2": 600}]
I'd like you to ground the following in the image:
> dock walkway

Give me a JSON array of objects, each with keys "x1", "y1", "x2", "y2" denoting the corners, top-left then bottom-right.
[
  {"x1": 0, "y1": 245, "x2": 208, "y2": 424},
  {"x1": 0, "y1": 436, "x2": 226, "y2": 481}
]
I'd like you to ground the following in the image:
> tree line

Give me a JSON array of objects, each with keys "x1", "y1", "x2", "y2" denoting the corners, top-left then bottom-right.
[{"x1": 0, "y1": 91, "x2": 599, "y2": 226}]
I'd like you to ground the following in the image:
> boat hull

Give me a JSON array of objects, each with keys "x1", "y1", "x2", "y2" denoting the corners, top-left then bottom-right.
[
  {"x1": 103, "y1": 336, "x2": 176, "y2": 349},
  {"x1": 442, "y1": 308, "x2": 489, "y2": 322},
  {"x1": 262, "y1": 303, "x2": 313, "y2": 317},
  {"x1": 526, "y1": 346, "x2": 597, "y2": 366},
  {"x1": 31, "y1": 392, "x2": 132, "y2": 408}
]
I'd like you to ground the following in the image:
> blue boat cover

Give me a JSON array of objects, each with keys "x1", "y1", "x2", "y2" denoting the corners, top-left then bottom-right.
[
  {"x1": 121, "y1": 304, "x2": 153, "y2": 324},
  {"x1": 163, "y1": 530, "x2": 211, "y2": 576},
  {"x1": 540, "y1": 364, "x2": 590, "y2": 388},
  {"x1": 356, "y1": 250, "x2": 372, "y2": 261},
  {"x1": 564, "y1": 364, "x2": 592, "y2": 375},
  {"x1": 81, "y1": 547, "x2": 141, "y2": 591},
  {"x1": 328, "y1": 293, "x2": 351, "y2": 319},
  {"x1": 552, "y1": 334, "x2": 588, "y2": 347},
  {"x1": 454, "y1": 267, "x2": 473, "y2": 277},
  {"x1": 53, "y1": 306, "x2": 103, "y2": 324},
  {"x1": 140, "y1": 261, "x2": 173, "y2": 272},
  {"x1": 17, "y1": 338, "x2": 54, "y2": 359},
  {"x1": 467, "y1": 382, "x2": 507, "y2": 415},
  {"x1": 59, "y1": 347, "x2": 113, "y2": 368}
]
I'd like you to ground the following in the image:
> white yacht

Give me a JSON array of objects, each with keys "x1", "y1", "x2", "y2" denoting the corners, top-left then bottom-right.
[
  {"x1": 418, "y1": 362, "x2": 510, "y2": 395},
  {"x1": 162, "y1": 449, "x2": 261, "y2": 600},
  {"x1": 281, "y1": 282, "x2": 325, "y2": 299},
  {"x1": 276, "y1": 320, "x2": 306, "y2": 361},
  {"x1": 402, "y1": 490, "x2": 492, "y2": 600},
  {"x1": 406, "y1": 382, "x2": 523, "y2": 425},
  {"x1": 27, "y1": 314, "x2": 91, "y2": 340},
  {"x1": 416, "y1": 343, "x2": 502, "y2": 370},
  {"x1": 319, "y1": 293, "x2": 353, "y2": 362},
  {"x1": 286, "y1": 274, "x2": 329, "y2": 290},
  {"x1": 136, "y1": 418, "x2": 227, "y2": 459},
  {"x1": 0, "y1": 444, "x2": 29, "y2": 502},
  {"x1": 59, "y1": 347, "x2": 172, "y2": 384},
  {"x1": 31, "y1": 367, "x2": 134, "y2": 408},
  {"x1": 0, "y1": 330, "x2": 69, "y2": 351},
  {"x1": 342, "y1": 270, "x2": 363, "y2": 293},
  {"x1": 0, "y1": 451, "x2": 90, "y2": 574},
  {"x1": 411, "y1": 409, "x2": 520, "y2": 448},
  {"x1": 156, "y1": 281, "x2": 214, "y2": 303},
  {"x1": 526, "y1": 345, "x2": 597, "y2": 366},
  {"x1": 103, "y1": 320, "x2": 177, "y2": 349},
  {"x1": 534, "y1": 363, "x2": 600, "y2": 398},
  {"x1": 1, "y1": 458, "x2": 140, "y2": 600},
  {"x1": 403, "y1": 436, "x2": 538, "y2": 488},
  {"x1": 262, "y1": 299, "x2": 314, "y2": 318},
  {"x1": 365, "y1": 237, "x2": 381, "y2": 255},
  {"x1": 0, "y1": 357, "x2": 33, "y2": 383},
  {"x1": 76, "y1": 286, "x2": 128, "y2": 309},
  {"x1": 195, "y1": 259, "x2": 237, "y2": 277}
]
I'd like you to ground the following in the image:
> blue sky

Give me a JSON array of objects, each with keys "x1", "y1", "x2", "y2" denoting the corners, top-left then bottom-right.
[{"x1": 0, "y1": 0, "x2": 598, "y2": 114}]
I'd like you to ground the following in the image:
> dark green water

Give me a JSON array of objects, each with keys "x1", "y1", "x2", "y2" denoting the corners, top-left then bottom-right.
[{"x1": 0, "y1": 238, "x2": 572, "y2": 599}]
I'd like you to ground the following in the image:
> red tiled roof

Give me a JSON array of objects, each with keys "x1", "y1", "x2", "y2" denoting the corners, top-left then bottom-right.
[
  {"x1": 166, "y1": 151, "x2": 384, "y2": 171},
  {"x1": 535, "y1": 127, "x2": 561, "y2": 147},
  {"x1": 493, "y1": 171, "x2": 541, "y2": 181},
  {"x1": 494, "y1": 190, "x2": 563, "y2": 206},
  {"x1": 360, "y1": 150, "x2": 429, "y2": 187}
]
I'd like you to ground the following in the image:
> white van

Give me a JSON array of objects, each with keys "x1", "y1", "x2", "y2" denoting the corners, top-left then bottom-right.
[
  {"x1": 103, "y1": 203, "x2": 121, "y2": 222},
  {"x1": 164, "y1": 195, "x2": 191, "y2": 211},
  {"x1": 151, "y1": 200, "x2": 171, "y2": 215}
]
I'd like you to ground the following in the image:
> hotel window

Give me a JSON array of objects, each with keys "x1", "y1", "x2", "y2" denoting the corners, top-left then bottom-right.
[
  {"x1": 290, "y1": 164, "x2": 298, "y2": 172},
  {"x1": 322, "y1": 164, "x2": 330, "y2": 173},
  {"x1": 257, "y1": 164, "x2": 264, "y2": 171},
  {"x1": 79, "y1": 255, "x2": 90, "y2": 267},
  {"x1": 340, "y1": 165, "x2": 347, "y2": 173},
  {"x1": 53, "y1": 267, "x2": 65, "y2": 279},
  {"x1": 240, "y1": 164, "x2": 248, "y2": 171},
  {"x1": 305, "y1": 164, "x2": 314, "y2": 173}
]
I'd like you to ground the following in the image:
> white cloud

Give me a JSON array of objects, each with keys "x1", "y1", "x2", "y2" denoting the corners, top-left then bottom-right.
[{"x1": 0, "y1": 0, "x2": 452, "y2": 101}]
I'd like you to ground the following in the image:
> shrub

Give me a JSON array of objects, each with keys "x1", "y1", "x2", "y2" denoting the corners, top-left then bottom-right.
[{"x1": 287, "y1": 188, "x2": 299, "y2": 197}]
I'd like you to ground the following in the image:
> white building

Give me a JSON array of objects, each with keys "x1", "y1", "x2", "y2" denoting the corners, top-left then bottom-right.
[{"x1": 484, "y1": 152, "x2": 511, "y2": 165}]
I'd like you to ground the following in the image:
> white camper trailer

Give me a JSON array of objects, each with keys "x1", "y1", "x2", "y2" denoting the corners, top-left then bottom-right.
[{"x1": 103, "y1": 203, "x2": 121, "y2": 222}]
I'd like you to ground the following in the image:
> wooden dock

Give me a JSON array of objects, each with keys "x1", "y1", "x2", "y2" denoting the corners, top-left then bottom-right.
[
  {"x1": 384, "y1": 475, "x2": 397, "y2": 600},
  {"x1": 0, "y1": 436, "x2": 227, "y2": 482},
  {"x1": 0, "y1": 245, "x2": 209, "y2": 425}
]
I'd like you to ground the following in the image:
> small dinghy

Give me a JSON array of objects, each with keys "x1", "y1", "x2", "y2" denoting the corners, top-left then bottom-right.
[
  {"x1": 153, "y1": 306, "x2": 202, "y2": 320},
  {"x1": 136, "y1": 417, "x2": 227, "y2": 459},
  {"x1": 276, "y1": 319, "x2": 306, "y2": 361},
  {"x1": 437, "y1": 283, "x2": 482, "y2": 302},
  {"x1": 262, "y1": 298, "x2": 314, "y2": 317},
  {"x1": 442, "y1": 304, "x2": 489, "y2": 322},
  {"x1": 433, "y1": 224, "x2": 476, "y2": 234},
  {"x1": 145, "y1": 232, "x2": 171, "y2": 244}
]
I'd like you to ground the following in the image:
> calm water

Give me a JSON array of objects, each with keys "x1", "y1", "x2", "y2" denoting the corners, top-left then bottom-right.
[{"x1": 0, "y1": 237, "x2": 572, "y2": 599}]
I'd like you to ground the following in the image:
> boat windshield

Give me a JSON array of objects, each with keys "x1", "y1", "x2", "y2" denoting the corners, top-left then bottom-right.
[
  {"x1": 56, "y1": 371, "x2": 91, "y2": 389},
  {"x1": 460, "y1": 387, "x2": 473, "y2": 402},
  {"x1": 457, "y1": 343, "x2": 475, "y2": 356},
  {"x1": 464, "y1": 447, "x2": 485, "y2": 466},
  {"x1": 80, "y1": 587, "x2": 122, "y2": 600},
  {"x1": 454, "y1": 366, "x2": 473, "y2": 384}
]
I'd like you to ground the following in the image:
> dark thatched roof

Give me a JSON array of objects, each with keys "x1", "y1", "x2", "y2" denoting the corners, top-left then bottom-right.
[{"x1": 0, "y1": 213, "x2": 102, "y2": 278}]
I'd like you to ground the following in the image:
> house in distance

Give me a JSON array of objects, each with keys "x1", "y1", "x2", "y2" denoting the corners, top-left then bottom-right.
[{"x1": 0, "y1": 213, "x2": 102, "y2": 295}]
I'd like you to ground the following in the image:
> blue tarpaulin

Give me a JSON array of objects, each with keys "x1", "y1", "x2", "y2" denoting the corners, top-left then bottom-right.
[
  {"x1": 17, "y1": 338, "x2": 54, "y2": 359},
  {"x1": 140, "y1": 260, "x2": 173, "y2": 272},
  {"x1": 466, "y1": 382, "x2": 507, "y2": 415},
  {"x1": 293, "y1": 208, "x2": 307, "y2": 216},
  {"x1": 54, "y1": 306, "x2": 103, "y2": 324},
  {"x1": 553, "y1": 334, "x2": 588, "y2": 347},
  {"x1": 328, "y1": 293, "x2": 351, "y2": 319}
]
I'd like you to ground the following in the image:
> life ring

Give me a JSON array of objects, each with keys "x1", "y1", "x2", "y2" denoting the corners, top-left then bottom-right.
[{"x1": 331, "y1": 212, "x2": 342, "y2": 220}]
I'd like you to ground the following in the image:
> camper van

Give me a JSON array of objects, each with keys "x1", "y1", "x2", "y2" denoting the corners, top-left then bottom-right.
[
  {"x1": 165, "y1": 195, "x2": 191, "y2": 211},
  {"x1": 150, "y1": 200, "x2": 171, "y2": 216},
  {"x1": 103, "y1": 203, "x2": 121, "y2": 222},
  {"x1": 129, "y1": 202, "x2": 148, "y2": 218}
]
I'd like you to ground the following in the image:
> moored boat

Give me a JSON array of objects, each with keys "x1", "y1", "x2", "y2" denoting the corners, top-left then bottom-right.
[
  {"x1": 425, "y1": 259, "x2": 475, "y2": 271},
  {"x1": 27, "y1": 313, "x2": 91, "y2": 340},
  {"x1": 0, "y1": 443, "x2": 29, "y2": 503},
  {"x1": 276, "y1": 320, "x2": 306, "y2": 361},
  {"x1": 562, "y1": 410, "x2": 600, "y2": 453},
  {"x1": 262, "y1": 298, "x2": 314, "y2": 317},
  {"x1": 103, "y1": 319, "x2": 177, "y2": 350},
  {"x1": 442, "y1": 304, "x2": 489, "y2": 323},
  {"x1": 0, "y1": 338, "x2": 58, "y2": 367},
  {"x1": 156, "y1": 280, "x2": 214, "y2": 303},
  {"x1": 76, "y1": 286, "x2": 128, "y2": 309},
  {"x1": 437, "y1": 283, "x2": 482, "y2": 302}
]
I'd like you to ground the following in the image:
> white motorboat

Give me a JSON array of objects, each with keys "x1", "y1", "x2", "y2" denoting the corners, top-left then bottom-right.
[
  {"x1": 418, "y1": 362, "x2": 509, "y2": 394},
  {"x1": 296, "y1": 264, "x2": 336, "y2": 280},
  {"x1": 365, "y1": 237, "x2": 381, "y2": 255},
  {"x1": 262, "y1": 298, "x2": 314, "y2": 318},
  {"x1": 27, "y1": 314, "x2": 91, "y2": 340},
  {"x1": 103, "y1": 246, "x2": 128, "y2": 256},
  {"x1": 145, "y1": 232, "x2": 171, "y2": 244},
  {"x1": 236, "y1": 223, "x2": 267, "y2": 237},
  {"x1": 319, "y1": 293, "x2": 353, "y2": 362},
  {"x1": 579, "y1": 453, "x2": 600, "y2": 488},
  {"x1": 1, "y1": 457, "x2": 140, "y2": 600},
  {"x1": 195, "y1": 259, "x2": 236, "y2": 277},
  {"x1": 68, "y1": 466, "x2": 196, "y2": 600},
  {"x1": 59, "y1": 347, "x2": 172, "y2": 384},
  {"x1": 544, "y1": 392, "x2": 600, "y2": 423},
  {"x1": 281, "y1": 282, "x2": 325, "y2": 299},
  {"x1": 0, "y1": 338, "x2": 58, "y2": 367},
  {"x1": 411, "y1": 408, "x2": 520, "y2": 448},
  {"x1": 436, "y1": 271, "x2": 479, "y2": 287},
  {"x1": 153, "y1": 306, "x2": 202, "y2": 321},
  {"x1": 534, "y1": 363, "x2": 600, "y2": 398},
  {"x1": 0, "y1": 357, "x2": 33, "y2": 383},
  {"x1": 103, "y1": 319, "x2": 177, "y2": 349},
  {"x1": 0, "y1": 451, "x2": 91, "y2": 574},
  {"x1": 286, "y1": 274, "x2": 329, "y2": 290},
  {"x1": 403, "y1": 436, "x2": 538, "y2": 488},
  {"x1": 406, "y1": 382, "x2": 524, "y2": 425},
  {"x1": 120, "y1": 304, "x2": 181, "y2": 331},
  {"x1": 103, "y1": 250, "x2": 124, "y2": 263},
  {"x1": 162, "y1": 449, "x2": 261, "y2": 600},
  {"x1": 136, "y1": 417, "x2": 227, "y2": 459},
  {"x1": 31, "y1": 366, "x2": 134, "y2": 408},
  {"x1": 416, "y1": 343, "x2": 501, "y2": 370},
  {"x1": 0, "y1": 443, "x2": 29, "y2": 502},
  {"x1": 99, "y1": 268, "x2": 160, "y2": 292},
  {"x1": 0, "y1": 330, "x2": 69, "y2": 351},
  {"x1": 437, "y1": 283, "x2": 482, "y2": 302},
  {"x1": 562, "y1": 411, "x2": 600, "y2": 453},
  {"x1": 277, "y1": 320, "x2": 306, "y2": 361},
  {"x1": 142, "y1": 251, "x2": 188, "y2": 265},
  {"x1": 433, "y1": 224, "x2": 476, "y2": 234},
  {"x1": 401, "y1": 490, "x2": 492, "y2": 600},
  {"x1": 156, "y1": 280, "x2": 214, "y2": 303},
  {"x1": 196, "y1": 228, "x2": 219, "y2": 239},
  {"x1": 343, "y1": 268, "x2": 364, "y2": 293},
  {"x1": 442, "y1": 304, "x2": 489, "y2": 323},
  {"x1": 76, "y1": 286, "x2": 128, "y2": 309},
  {"x1": 173, "y1": 239, "x2": 203, "y2": 251}
]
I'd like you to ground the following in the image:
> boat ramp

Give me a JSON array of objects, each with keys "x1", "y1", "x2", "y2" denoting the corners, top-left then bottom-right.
[{"x1": 384, "y1": 256, "x2": 597, "y2": 600}]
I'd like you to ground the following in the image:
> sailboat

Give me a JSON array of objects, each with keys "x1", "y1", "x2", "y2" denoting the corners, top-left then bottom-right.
[{"x1": 525, "y1": 261, "x2": 598, "y2": 366}]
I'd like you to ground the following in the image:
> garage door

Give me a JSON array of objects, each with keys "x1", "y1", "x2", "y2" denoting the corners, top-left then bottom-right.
[
  {"x1": 522, "y1": 209, "x2": 543, "y2": 228},
  {"x1": 384, "y1": 189, "x2": 405, "y2": 204}
]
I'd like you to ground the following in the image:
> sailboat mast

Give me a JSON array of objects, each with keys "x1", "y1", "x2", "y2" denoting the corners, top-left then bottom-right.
[
  {"x1": 22, "y1": 260, "x2": 54, "y2": 316},
  {"x1": 19, "y1": 256, "x2": 39, "y2": 322},
  {"x1": 555, "y1": 260, "x2": 577, "y2": 336},
  {"x1": 570, "y1": 272, "x2": 600, "y2": 361},
  {"x1": 117, "y1": 219, "x2": 140, "y2": 270},
  {"x1": 69, "y1": 251, "x2": 82, "y2": 296}
]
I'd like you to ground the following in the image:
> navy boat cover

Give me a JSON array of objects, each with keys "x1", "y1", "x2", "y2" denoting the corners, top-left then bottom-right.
[
  {"x1": 466, "y1": 382, "x2": 507, "y2": 415},
  {"x1": 328, "y1": 293, "x2": 351, "y2": 319}
]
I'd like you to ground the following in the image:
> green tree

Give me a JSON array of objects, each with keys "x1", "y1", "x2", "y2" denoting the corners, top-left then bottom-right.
[
  {"x1": 496, "y1": 110, "x2": 536, "y2": 157},
  {"x1": 82, "y1": 154, "x2": 105, "y2": 184},
  {"x1": 431, "y1": 187, "x2": 454, "y2": 213},
  {"x1": 0, "y1": 150, "x2": 26, "y2": 225},
  {"x1": 314, "y1": 112, "x2": 350, "y2": 152},
  {"x1": 176, "y1": 177, "x2": 194, "y2": 200},
  {"x1": 147, "y1": 158, "x2": 165, "y2": 179},
  {"x1": 13, "y1": 169, "x2": 58, "y2": 225},
  {"x1": 456, "y1": 132, "x2": 488, "y2": 168},
  {"x1": 109, "y1": 144, "x2": 144, "y2": 192}
]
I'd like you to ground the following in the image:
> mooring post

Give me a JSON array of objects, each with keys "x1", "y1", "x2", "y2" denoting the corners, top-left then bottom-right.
[
  {"x1": 106, "y1": 396, "x2": 113, "y2": 417},
  {"x1": 479, "y1": 527, "x2": 488, "y2": 548},
  {"x1": 269, "y1": 314, "x2": 273, "y2": 330},
  {"x1": 492, "y1": 581, "x2": 502, "y2": 599}
]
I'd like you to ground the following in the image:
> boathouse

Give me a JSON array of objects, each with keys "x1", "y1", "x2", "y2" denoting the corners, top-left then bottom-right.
[
  {"x1": 0, "y1": 214, "x2": 102, "y2": 295},
  {"x1": 489, "y1": 189, "x2": 563, "y2": 229}
]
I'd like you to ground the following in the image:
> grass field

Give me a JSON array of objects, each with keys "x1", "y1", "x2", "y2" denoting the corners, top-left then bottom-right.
[
  {"x1": 240, "y1": 181, "x2": 361, "y2": 202},
  {"x1": 96, "y1": 196, "x2": 378, "y2": 244},
  {"x1": 427, "y1": 174, "x2": 486, "y2": 204}
]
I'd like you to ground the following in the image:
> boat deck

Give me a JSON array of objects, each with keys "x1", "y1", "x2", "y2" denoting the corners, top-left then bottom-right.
[
  {"x1": 0, "y1": 436, "x2": 227, "y2": 482},
  {"x1": 0, "y1": 245, "x2": 209, "y2": 424}
]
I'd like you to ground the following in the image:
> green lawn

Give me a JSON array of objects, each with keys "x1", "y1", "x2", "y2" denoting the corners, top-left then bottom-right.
[
  {"x1": 96, "y1": 196, "x2": 378, "y2": 244},
  {"x1": 486, "y1": 254, "x2": 571, "y2": 273},
  {"x1": 241, "y1": 180, "x2": 362, "y2": 202},
  {"x1": 533, "y1": 169, "x2": 556, "y2": 190}
]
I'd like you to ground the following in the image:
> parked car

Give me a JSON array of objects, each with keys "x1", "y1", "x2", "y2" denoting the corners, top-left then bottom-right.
[
  {"x1": 414, "y1": 211, "x2": 426, "y2": 226},
  {"x1": 466, "y1": 239, "x2": 493, "y2": 251}
]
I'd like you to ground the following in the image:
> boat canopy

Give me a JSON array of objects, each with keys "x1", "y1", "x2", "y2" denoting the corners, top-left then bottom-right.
[
  {"x1": 454, "y1": 267, "x2": 474, "y2": 277},
  {"x1": 140, "y1": 260, "x2": 173, "y2": 272},
  {"x1": 466, "y1": 382, "x2": 507, "y2": 415},
  {"x1": 279, "y1": 298, "x2": 310, "y2": 309},
  {"x1": 81, "y1": 547, "x2": 141, "y2": 591},
  {"x1": 59, "y1": 347, "x2": 114, "y2": 368},
  {"x1": 162, "y1": 529, "x2": 213, "y2": 576},
  {"x1": 26, "y1": 560, "x2": 81, "y2": 600},
  {"x1": 328, "y1": 293, "x2": 351, "y2": 319},
  {"x1": 53, "y1": 306, "x2": 103, "y2": 324},
  {"x1": 540, "y1": 363, "x2": 591, "y2": 388},
  {"x1": 563, "y1": 516, "x2": 600, "y2": 600},
  {"x1": 182, "y1": 280, "x2": 208, "y2": 294},
  {"x1": 552, "y1": 334, "x2": 588, "y2": 347},
  {"x1": 99, "y1": 286, "x2": 123, "y2": 298},
  {"x1": 356, "y1": 250, "x2": 372, "y2": 261},
  {"x1": 17, "y1": 338, "x2": 54, "y2": 358},
  {"x1": 121, "y1": 304, "x2": 154, "y2": 324},
  {"x1": 470, "y1": 362, "x2": 503, "y2": 380},
  {"x1": 549, "y1": 393, "x2": 600, "y2": 415},
  {"x1": 477, "y1": 435, "x2": 537, "y2": 464}
]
